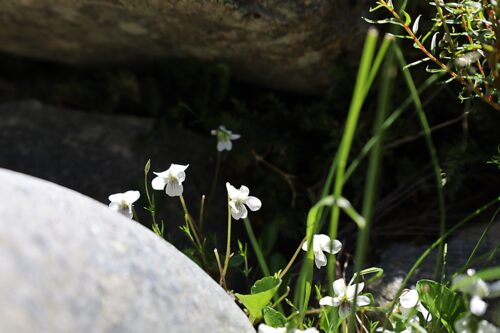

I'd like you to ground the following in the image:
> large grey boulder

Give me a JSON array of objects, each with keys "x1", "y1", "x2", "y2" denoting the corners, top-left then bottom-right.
[
  {"x1": 0, "y1": 168, "x2": 255, "y2": 333},
  {"x1": 0, "y1": 0, "x2": 371, "y2": 93}
]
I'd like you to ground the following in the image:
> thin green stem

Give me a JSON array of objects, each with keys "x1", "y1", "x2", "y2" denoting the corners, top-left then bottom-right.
[
  {"x1": 221, "y1": 197, "x2": 232, "y2": 289},
  {"x1": 279, "y1": 237, "x2": 306, "y2": 279},
  {"x1": 209, "y1": 151, "x2": 221, "y2": 199},
  {"x1": 243, "y1": 217, "x2": 271, "y2": 277},
  {"x1": 328, "y1": 27, "x2": 379, "y2": 289},
  {"x1": 394, "y1": 45, "x2": 447, "y2": 280},
  {"x1": 350, "y1": 36, "x2": 395, "y2": 333}
]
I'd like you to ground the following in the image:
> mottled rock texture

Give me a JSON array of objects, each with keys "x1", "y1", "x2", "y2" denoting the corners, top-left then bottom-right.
[
  {"x1": 0, "y1": 168, "x2": 255, "y2": 333},
  {"x1": 0, "y1": 0, "x2": 371, "y2": 93}
]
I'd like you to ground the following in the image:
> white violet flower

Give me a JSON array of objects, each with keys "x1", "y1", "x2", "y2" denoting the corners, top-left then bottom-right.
[
  {"x1": 399, "y1": 289, "x2": 431, "y2": 322},
  {"x1": 453, "y1": 269, "x2": 490, "y2": 316},
  {"x1": 293, "y1": 328, "x2": 320, "y2": 333},
  {"x1": 226, "y1": 182, "x2": 262, "y2": 220},
  {"x1": 258, "y1": 324, "x2": 286, "y2": 333},
  {"x1": 108, "y1": 190, "x2": 140, "y2": 219},
  {"x1": 211, "y1": 125, "x2": 241, "y2": 152},
  {"x1": 151, "y1": 163, "x2": 189, "y2": 197},
  {"x1": 319, "y1": 278, "x2": 370, "y2": 318},
  {"x1": 301, "y1": 234, "x2": 342, "y2": 269}
]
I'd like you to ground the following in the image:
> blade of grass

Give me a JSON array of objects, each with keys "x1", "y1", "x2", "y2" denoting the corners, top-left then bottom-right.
[
  {"x1": 327, "y1": 27, "x2": 380, "y2": 290},
  {"x1": 394, "y1": 44, "x2": 447, "y2": 280},
  {"x1": 350, "y1": 34, "x2": 396, "y2": 333}
]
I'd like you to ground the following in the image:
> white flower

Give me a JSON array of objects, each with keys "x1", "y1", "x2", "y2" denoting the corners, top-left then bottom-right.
[
  {"x1": 293, "y1": 328, "x2": 319, "y2": 333},
  {"x1": 108, "y1": 190, "x2": 140, "y2": 219},
  {"x1": 470, "y1": 296, "x2": 488, "y2": 316},
  {"x1": 399, "y1": 289, "x2": 432, "y2": 321},
  {"x1": 226, "y1": 182, "x2": 262, "y2": 220},
  {"x1": 454, "y1": 316, "x2": 500, "y2": 333},
  {"x1": 258, "y1": 324, "x2": 286, "y2": 333},
  {"x1": 301, "y1": 234, "x2": 342, "y2": 269},
  {"x1": 151, "y1": 164, "x2": 189, "y2": 197},
  {"x1": 319, "y1": 278, "x2": 370, "y2": 318},
  {"x1": 453, "y1": 269, "x2": 490, "y2": 316},
  {"x1": 211, "y1": 125, "x2": 241, "y2": 151}
]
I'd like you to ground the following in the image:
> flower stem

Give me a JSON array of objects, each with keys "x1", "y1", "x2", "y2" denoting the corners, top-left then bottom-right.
[
  {"x1": 179, "y1": 195, "x2": 209, "y2": 269},
  {"x1": 279, "y1": 237, "x2": 306, "y2": 279},
  {"x1": 221, "y1": 196, "x2": 232, "y2": 289},
  {"x1": 209, "y1": 151, "x2": 221, "y2": 199}
]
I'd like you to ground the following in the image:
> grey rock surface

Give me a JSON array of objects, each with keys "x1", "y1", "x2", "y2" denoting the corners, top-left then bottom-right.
[
  {"x1": 0, "y1": 0, "x2": 371, "y2": 93},
  {"x1": 0, "y1": 99, "x2": 212, "y2": 204},
  {"x1": 0, "y1": 168, "x2": 255, "y2": 333}
]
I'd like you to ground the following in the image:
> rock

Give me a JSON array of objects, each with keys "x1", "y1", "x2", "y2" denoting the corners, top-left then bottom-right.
[
  {"x1": 0, "y1": 0, "x2": 371, "y2": 93},
  {"x1": 0, "y1": 99, "x2": 231, "y2": 240},
  {"x1": 371, "y1": 220, "x2": 500, "y2": 325},
  {"x1": 0, "y1": 168, "x2": 255, "y2": 333},
  {"x1": 0, "y1": 100, "x2": 213, "y2": 203}
]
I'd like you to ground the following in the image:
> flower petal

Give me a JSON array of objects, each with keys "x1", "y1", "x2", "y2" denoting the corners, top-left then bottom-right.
[
  {"x1": 217, "y1": 140, "x2": 231, "y2": 152},
  {"x1": 339, "y1": 301, "x2": 351, "y2": 318},
  {"x1": 400, "y1": 289, "x2": 419, "y2": 309},
  {"x1": 165, "y1": 180, "x2": 183, "y2": 197},
  {"x1": 123, "y1": 190, "x2": 140, "y2": 204},
  {"x1": 239, "y1": 185, "x2": 250, "y2": 196},
  {"x1": 230, "y1": 202, "x2": 247, "y2": 220},
  {"x1": 319, "y1": 296, "x2": 335, "y2": 306},
  {"x1": 478, "y1": 320, "x2": 499, "y2": 333},
  {"x1": 314, "y1": 250, "x2": 327, "y2": 269},
  {"x1": 356, "y1": 295, "x2": 370, "y2": 307},
  {"x1": 151, "y1": 176, "x2": 167, "y2": 190},
  {"x1": 301, "y1": 240, "x2": 308, "y2": 251},
  {"x1": 258, "y1": 324, "x2": 286, "y2": 333},
  {"x1": 230, "y1": 133, "x2": 241, "y2": 140},
  {"x1": 346, "y1": 283, "x2": 364, "y2": 300},
  {"x1": 245, "y1": 196, "x2": 262, "y2": 211},
  {"x1": 168, "y1": 163, "x2": 189, "y2": 177},
  {"x1": 211, "y1": 129, "x2": 217, "y2": 136},
  {"x1": 417, "y1": 303, "x2": 432, "y2": 321},
  {"x1": 333, "y1": 278, "x2": 347, "y2": 297},
  {"x1": 316, "y1": 234, "x2": 342, "y2": 254},
  {"x1": 108, "y1": 193, "x2": 124, "y2": 203},
  {"x1": 109, "y1": 202, "x2": 120, "y2": 212},
  {"x1": 226, "y1": 182, "x2": 240, "y2": 199},
  {"x1": 470, "y1": 295, "x2": 488, "y2": 316}
]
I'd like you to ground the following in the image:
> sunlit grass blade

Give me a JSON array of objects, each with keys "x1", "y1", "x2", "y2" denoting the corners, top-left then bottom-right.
[
  {"x1": 327, "y1": 27, "x2": 380, "y2": 290},
  {"x1": 394, "y1": 44, "x2": 447, "y2": 279}
]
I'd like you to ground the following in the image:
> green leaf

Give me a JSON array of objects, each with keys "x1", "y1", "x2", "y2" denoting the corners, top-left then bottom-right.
[
  {"x1": 263, "y1": 306, "x2": 287, "y2": 328},
  {"x1": 235, "y1": 276, "x2": 281, "y2": 321},
  {"x1": 417, "y1": 279, "x2": 466, "y2": 332}
]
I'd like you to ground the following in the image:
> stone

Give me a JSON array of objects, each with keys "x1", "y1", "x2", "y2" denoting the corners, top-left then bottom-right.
[
  {"x1": 0, "y1": 0, "x2": 372, "y2": 93},
  {"x1": 0, "y1": 99, "x2": 213, "y2": 204},
  {"x1": 0, "y1": 168, "x2": 255, "y2": 333}
]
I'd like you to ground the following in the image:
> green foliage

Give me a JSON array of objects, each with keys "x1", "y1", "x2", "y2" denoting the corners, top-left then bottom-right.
[
  {"x1": 369, "y1": 0, "x2": 500, "y2": 109},
  {"x1": 417, "y1": 279, "x2": 467, "y2": 332},
  {"x1": 235, "y1": 276, "x2": 281, "y2": 321},
  {"x1": 262, "y1": 306, "x2": 287, "y2": 328}
]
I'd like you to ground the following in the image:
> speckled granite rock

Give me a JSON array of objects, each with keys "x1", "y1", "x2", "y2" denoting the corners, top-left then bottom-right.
[
  {"x1": 0, "y1": 0, "x2": 371, "y2": 93},
  {"x1": 0, "y1": 168, "x2": 255, "y2": 333}
]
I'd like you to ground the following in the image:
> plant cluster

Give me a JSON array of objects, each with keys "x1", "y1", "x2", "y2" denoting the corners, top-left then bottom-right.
[
  {"x1": 106, "y1": 35, "x2": 500, "y2": 330},
  {"x1": 368, "y1": 0, "x2": 499, "y2": 109}
]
